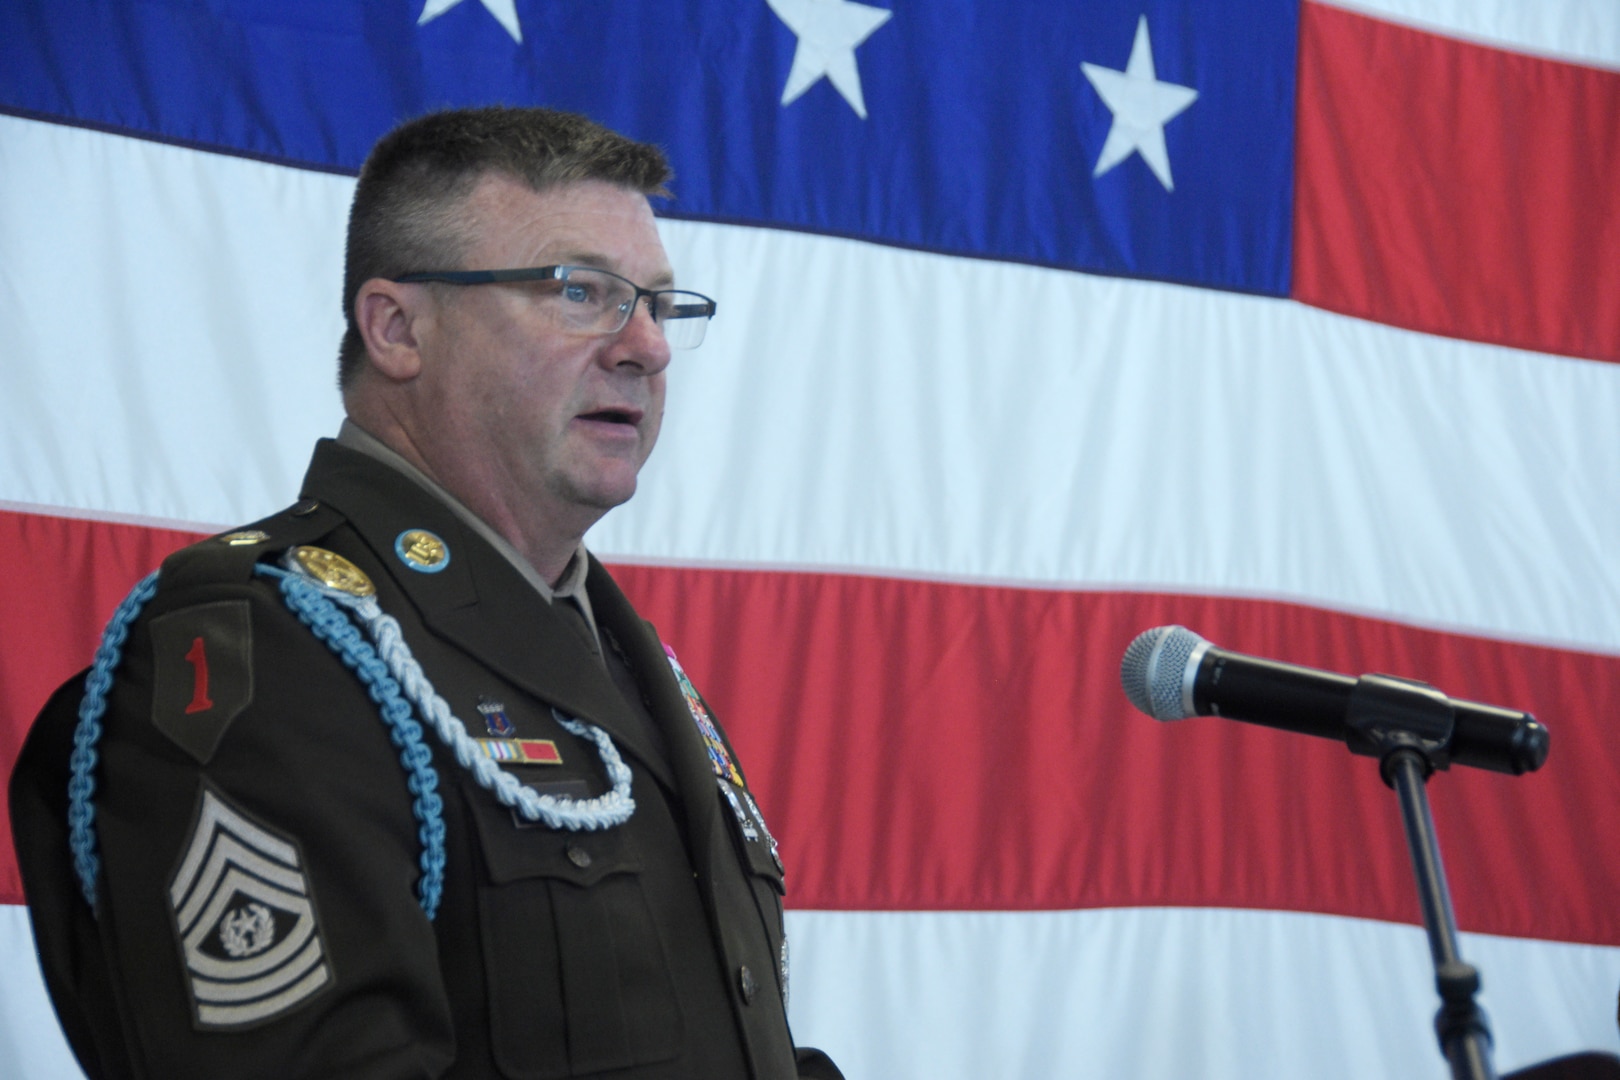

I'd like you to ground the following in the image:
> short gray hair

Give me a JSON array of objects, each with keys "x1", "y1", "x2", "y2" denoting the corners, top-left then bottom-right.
[{"x1": 337, "y1": 106, "x2": 672, "y2": 388}]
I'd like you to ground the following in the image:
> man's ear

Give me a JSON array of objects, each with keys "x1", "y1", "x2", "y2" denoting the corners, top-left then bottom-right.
[{"x1": 355, "y1": 279, "x2": 426, "y2": 382}]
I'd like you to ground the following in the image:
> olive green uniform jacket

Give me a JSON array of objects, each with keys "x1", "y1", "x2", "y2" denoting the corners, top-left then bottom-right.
[{"x1": 11, "y1": 439, "x2": 840, "y2": 1080}]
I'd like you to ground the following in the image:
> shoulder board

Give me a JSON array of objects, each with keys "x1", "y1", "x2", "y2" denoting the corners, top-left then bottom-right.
[{"x1": 159, "y1": 499, "x2": 348, "y2": 593}]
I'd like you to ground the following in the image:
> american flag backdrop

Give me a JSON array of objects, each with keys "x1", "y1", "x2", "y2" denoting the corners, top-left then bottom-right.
[{"x1": 2, "y1": 1, "x2": 1619, "y2": 1077}]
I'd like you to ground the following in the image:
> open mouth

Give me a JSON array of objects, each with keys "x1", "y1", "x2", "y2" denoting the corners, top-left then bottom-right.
[{"x1": 577, "y1": 407, "x2": 641, "y2": 427}]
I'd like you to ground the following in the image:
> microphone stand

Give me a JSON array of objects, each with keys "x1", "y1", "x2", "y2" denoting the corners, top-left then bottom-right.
[{"x1": 1347, "y1": 675, "x2": 1497, "y2": 1080}]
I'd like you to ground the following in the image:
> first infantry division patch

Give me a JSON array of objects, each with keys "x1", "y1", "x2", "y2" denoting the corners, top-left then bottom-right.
[{"x1": 168, "y1": 785, "x2": 333, "y2": 1029}]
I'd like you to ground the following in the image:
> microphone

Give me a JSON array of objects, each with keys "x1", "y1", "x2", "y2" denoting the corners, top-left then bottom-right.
[{"x1": 1120, "y1": 626, "x2": 1549, "y2": 775}]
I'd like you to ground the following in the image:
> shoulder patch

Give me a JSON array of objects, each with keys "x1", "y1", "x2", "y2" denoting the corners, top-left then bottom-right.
[
  {"x1": 149, "y1": 600, "x2": 254, "y2": 763},
  {"x1": 168, "y1": 785, "x2": 333, "y2": 1030}
]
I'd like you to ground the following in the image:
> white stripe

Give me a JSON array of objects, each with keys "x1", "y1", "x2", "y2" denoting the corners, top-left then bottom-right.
[
  {"x1": 1317, "y1": 0, "x2": 1620, "y2": 72},
  {"x1": 4, "y1": 902, "x2": 1613, "y2": 1077},
  {"x1": 0, "y1": 905, "x2": 86, "y2": 1079},
  {"x1": 0, "y1": 499, "x2": 226, "y2": 535},
  {"x1": 3, "y1": 117, "x2": 1618, "y2": 654},
  {"x1": 0, "y1": 113, "x2": 347, "y2": 528},
  {"x1": 784, "y1": 907, "x2": 1620, "y2": 1080},
  {"x1": 619, "y1": 220, "x2": 1620, "y2": 654}
]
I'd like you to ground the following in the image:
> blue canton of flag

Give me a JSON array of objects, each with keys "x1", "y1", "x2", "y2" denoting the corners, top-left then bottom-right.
[{"x1": 0, "y1": 0, "x2": 1297, "y2": 295}]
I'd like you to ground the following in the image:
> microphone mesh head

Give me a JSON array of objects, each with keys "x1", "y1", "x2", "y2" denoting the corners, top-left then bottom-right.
[
  {"x1": 1120, "y1": 625, "x2": 1205, "y2": 720},
  {"x1": 1120, "y1": 627, "x2": 1168, "y2": 716}
]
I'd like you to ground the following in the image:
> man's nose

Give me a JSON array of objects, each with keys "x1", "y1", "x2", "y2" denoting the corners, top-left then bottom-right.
[{"x1": 607, "y1": 298, "x2": 673, "y2": 374}]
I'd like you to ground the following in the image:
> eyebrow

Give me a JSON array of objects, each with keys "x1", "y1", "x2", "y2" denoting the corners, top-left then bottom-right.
[{"x1": 553, "y1": 250, "x2": 675, "y2": 290}]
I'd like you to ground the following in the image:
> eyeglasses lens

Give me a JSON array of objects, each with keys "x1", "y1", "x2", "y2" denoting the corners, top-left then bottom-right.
[{"x1": 549, "y1": 268, "x2": 710, "y2": 349}]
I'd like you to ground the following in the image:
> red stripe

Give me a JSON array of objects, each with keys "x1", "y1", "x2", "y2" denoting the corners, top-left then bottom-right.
[
  {"x1": 0, "y1": 510, "x2": 204, "y2": 905},
  {"x1": 4, "y1": 510, "x2": 1617, "y2": 949},
  {"x1": 1292, "y1": 2, "x2": 1620, "y2": 364},
  {"x1": 611, "y1": 564, "x2": 1620, "y2": 945}
]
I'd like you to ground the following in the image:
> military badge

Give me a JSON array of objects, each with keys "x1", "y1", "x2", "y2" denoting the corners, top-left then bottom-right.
[
  {"x1": 291, "y1": 546, "x2": 375, "y2": 597},
  {"x1": 168, "y1": 785, "x2": 332, "y2": 1029},
  {"x1": 780, "y1": 937, "x2": 791, "y2": 1011},
  {"x1": 719, "y1": 779, "x2": 761, "y2": 842},
  {"x1": 395, "y1": 528, "x2": 449, "y2": 573},
  {"x1": 477, "y1": 696, "x2": 516, "y2": 736},
  {"x1": 217, "y1": 529, "x2": 271, "y2": 546},
  {"x1": 741, "y1": 788, "x2": 785, "y2": 874}
]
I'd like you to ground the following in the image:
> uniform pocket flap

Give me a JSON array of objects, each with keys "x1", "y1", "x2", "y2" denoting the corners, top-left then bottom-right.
[
  {"x1": 467, "y1": 789, "x2": 641, "y2": 888},
  {"x1": 743, "y1": 839, "x2": 785, "y2": 893}
]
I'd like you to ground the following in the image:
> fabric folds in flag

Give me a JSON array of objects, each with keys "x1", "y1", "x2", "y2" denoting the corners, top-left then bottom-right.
[{"x1": 2, "y1": 1, "x2": 1618, "y2": 1077}]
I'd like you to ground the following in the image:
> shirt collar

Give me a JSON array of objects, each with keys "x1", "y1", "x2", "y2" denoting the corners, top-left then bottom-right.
[{"x1": 335, "y1": 419, "x2": 599, "y2": 646}]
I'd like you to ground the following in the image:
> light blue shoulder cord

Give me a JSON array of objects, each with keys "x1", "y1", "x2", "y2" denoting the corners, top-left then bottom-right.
[
  {"x1": 283, "y1": 556, "x2": 636, "y2": 835},
  {"x1": 67, "y1": 566, "x2": 448, "y2": 919},
  {"x1": 67, "y1": 571, "x2": 160, "y2": 911},
  {"x1": 257, "y1": 565, "x2": 446, "y2": 918},
  {"x1": 68, "y1": 557, "x2": 639, "y2": 920}
]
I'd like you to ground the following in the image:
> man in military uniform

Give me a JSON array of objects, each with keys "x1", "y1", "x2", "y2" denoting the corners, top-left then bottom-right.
[{"x1": 10, "y1": 107, "x2": 841, "y2": 1080}]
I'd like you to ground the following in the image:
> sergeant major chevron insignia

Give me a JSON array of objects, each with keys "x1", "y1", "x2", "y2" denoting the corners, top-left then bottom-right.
[{"x1": 169, "y1": 785, "x2": 332, "y2": 1029}]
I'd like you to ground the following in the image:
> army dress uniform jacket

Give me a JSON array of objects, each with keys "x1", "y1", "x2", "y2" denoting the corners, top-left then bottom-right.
[{"x1": 11, "y1": 439, "x2": 836, "y2": 1080}]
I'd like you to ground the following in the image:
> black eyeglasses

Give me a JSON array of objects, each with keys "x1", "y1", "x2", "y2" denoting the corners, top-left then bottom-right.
[{"x1": 391, "y1": 265, "x2": 717, "y2": 349}]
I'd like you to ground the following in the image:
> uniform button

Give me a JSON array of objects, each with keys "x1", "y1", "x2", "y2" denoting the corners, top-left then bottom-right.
[
  {"x1": 566, "y1": 844, "x2": 592, "y2": 869},
  {"x1": 737, "y1": 965, "x2": 758, "y2": 1003},
  {"x1": 290, "y1": 499, "x2": 320, "y2": 517}
]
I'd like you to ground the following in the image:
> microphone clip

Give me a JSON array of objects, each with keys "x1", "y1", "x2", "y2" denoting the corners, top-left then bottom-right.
[{"x1": 1345, "y1": 673, "x2": 1456, "y2": 784}]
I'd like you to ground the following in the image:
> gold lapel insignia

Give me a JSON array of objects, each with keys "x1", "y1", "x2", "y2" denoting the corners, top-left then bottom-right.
[
  {"x1": 395, "y1": 529, "x2": 450, "y2": 573},
  {"x1": 291, "y1": 546, "x2": 376, "y2": 597}
]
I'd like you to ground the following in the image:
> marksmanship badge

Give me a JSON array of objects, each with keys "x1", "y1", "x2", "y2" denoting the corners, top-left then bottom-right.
[{"x1": 168, "y1": 785, "x2": 332, "y2": 1029}]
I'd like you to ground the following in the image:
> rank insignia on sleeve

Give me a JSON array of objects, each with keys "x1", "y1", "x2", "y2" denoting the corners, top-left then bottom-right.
[
  {"x1": 477, "y1": 696, "x2": 516, "y2": 736},
  {"x1": 168, "y1": 785, "x2": 333, "y2": 1030},
  {"x1": 150, "y1": 601, "x2": 254, "y2": 764},
  {"x1": 475, "y1": 738, "x2": 562, "y2": 765}
]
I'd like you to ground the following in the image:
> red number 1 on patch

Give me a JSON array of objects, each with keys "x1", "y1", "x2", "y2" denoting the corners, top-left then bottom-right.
[{"x1": 184, "y1": 636, "x2": 215, "y2": 714}]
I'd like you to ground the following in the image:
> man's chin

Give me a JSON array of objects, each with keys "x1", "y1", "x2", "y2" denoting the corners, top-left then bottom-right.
[{"x1": 562, "y1": 472, "x2": 640, "y2": 515}]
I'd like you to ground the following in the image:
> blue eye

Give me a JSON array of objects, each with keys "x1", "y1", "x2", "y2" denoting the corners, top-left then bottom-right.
[{"x1": 562, "y1": 282, "x2": 592, "y2": 304}]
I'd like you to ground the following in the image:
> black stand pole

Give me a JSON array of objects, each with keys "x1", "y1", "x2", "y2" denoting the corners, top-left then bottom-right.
[
  {"x1": 1348, "y1": 675, "x2": 1498, "y2": 1080},
  {"x1": 1386, "y1": 748, "x2": 1497, "y2": 1080}
]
